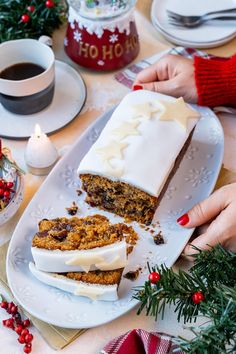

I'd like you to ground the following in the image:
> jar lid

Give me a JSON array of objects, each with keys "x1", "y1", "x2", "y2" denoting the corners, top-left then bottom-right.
[{"x1": 68, "y1": 0, "x2": 136, "y2": 20}]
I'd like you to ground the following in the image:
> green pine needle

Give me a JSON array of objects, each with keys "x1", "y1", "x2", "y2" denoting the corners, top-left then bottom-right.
[
  {"x1": 133, "y1": 245, "x2": 236, "y2": 353},
  {"x1": 0, "y1": 0, "x2": 67, "y2": 43}
]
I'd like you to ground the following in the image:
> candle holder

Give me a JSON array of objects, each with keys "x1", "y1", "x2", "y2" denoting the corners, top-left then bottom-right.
[{"x1": 25, "y1": 124, "x2": 59, "y2": 176}]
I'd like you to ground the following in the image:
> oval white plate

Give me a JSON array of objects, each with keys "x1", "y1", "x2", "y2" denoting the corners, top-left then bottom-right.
[
  {"x1": 6, "y1": 104, "x2": 223, "y2": 328},
  {"x1": 151, "y1": 0, "x2": 236, "y2": 48},
  {"x1": 0, "y1": 60, "x2": 86, "y2": 139}
]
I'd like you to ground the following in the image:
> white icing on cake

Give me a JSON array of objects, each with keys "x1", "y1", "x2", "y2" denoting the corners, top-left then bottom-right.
[
  {"x1": 29, "y1": 262, "x2": 118, "y2": 301},
  {"x1": 77, "y1": 90, "x2": 200, "y2": 197},
  {"x1": 31, "y1": 240, "x2": 127, "y2": 273}
]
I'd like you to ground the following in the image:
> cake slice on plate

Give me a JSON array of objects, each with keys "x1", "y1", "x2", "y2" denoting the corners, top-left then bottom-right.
[
  {"x1": 31, "y1": 214, "x2": 137, "y2": 273},
  {"x1": 29, "y1": 262, "x2": 122, "y2": 301},
  {"x1": 78, "y1": 90, "x2": 200, "y2": 224}
]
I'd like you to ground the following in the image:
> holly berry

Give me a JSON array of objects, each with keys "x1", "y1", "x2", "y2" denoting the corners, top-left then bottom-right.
[
  {"x1": 24, "y1": 343, "x2": 32, "y2": 353},
  {"x1": 15, "y1": 325, "x2": 23, "y2": 335},
  {"x1": 192, "y1": 291, "x2": 205, "y2": 304},
  {"x1": 21, "y1": 328, "x2": 29, "y2": 336},
  {"x1": 18, "y1": 334, "x2": 26, "y2": 344},
  {"x1": 7, "y1": 302, "x2": 14, "y2": 313},
  {"x1": 22, "y1": 319, "x2": 30, "y2": 328},
  {"x1": 6, "y1": 181, "x2": 14, "y2": 189},
  {"x1": 0, "y1": 180, "x2": 5, "y2": 188},
  {"x1": 27, "y1": 5, "x2": 35, "y2": 12},
  {"x1": 0, "y1": 188, "x2": 4, "y2": 197},
  {"x1": 0, "y1": 301, "x2": 8, "y2": 309},
  {"x1": 148, "y1": 271, "x2": 161, "y2": 284},
  {"x1": 9, "y1": 305, "x2": 18, "y2": 314},
  {"x1": 25, "y1": 333, "x2": 33, "y2": 343},
  {"x1": 3, "y1": 318, "x2": 14, "y2": 329},
  {"x1": 21, "y1": 14, "x2": 30, "y2": 23},
  {"x1": 0, "y1": 299, "x2": 33, "y2": 350},
  {"x1": 45, "y1": 0, "x2": 54, "y2": 8}
]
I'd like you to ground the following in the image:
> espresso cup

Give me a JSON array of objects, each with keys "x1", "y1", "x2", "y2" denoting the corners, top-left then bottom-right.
[{"x1": 0, "y1": 39, "x2": 55, "y2": 115}]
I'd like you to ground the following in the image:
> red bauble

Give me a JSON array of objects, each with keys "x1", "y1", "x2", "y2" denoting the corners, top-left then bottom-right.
[
  {"x1": 148, "y1": 272, "x2": 161, "y2": 284},
  {"x1": 45, "y1": 0, "x2": 54, "y2": 8},
  {"x1": 27, "y1": 5, "x2": 35, "y2": 12},
  {"x1": 21, "y1": 14, "x2": 30, "y2": 23},
  {"x1": 192, "y1": 291, "x2": 205, "y2": 304}
]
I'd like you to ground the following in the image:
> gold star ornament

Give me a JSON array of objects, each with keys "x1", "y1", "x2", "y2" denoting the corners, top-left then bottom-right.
[{"x1": 159, "y1": 97, "x2": 200, "y2": 130}]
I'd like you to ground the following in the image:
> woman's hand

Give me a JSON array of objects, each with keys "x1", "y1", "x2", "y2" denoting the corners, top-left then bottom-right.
[
  {"x1": 177, "y1": 183, "x2": 236, "y2": 256},
  {"x1": 133, "y1": 54, "x2": 198, "y2": 103}
]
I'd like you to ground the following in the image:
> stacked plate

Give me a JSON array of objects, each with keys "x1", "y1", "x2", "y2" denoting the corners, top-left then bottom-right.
[{"x1": 151, "y1": 0, "x2": 236, "y2": 48}]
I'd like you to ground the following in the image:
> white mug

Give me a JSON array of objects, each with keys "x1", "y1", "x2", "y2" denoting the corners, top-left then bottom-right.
[{"x1": 0, "y1": 38, "x2": 55, "y2": 115}]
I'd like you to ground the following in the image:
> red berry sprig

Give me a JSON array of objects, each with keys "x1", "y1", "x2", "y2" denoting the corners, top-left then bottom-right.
[
  {"x1": 45, "y1": 0, "x2": 54, "y2": 8},
  {"x1": 1, "y1": 300, "x2": 33, "y2": 353},
  {"x1": 0, "y1": 178, "x2": 15, "y2": 208},
  {"x1": 21, "y1": 14, "x2": 30, "y2": 23},
  {"x1": 192, "y1": 291, "x2": 205, "y2": 304},
  {"x1": 148, "y1": 271, "x2": 161, "y2": 284}
]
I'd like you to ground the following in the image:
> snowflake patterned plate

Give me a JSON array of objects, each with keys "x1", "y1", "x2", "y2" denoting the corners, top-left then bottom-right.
[{"x1": 6, "y1": 104, "x2": 224, "y2": 328}]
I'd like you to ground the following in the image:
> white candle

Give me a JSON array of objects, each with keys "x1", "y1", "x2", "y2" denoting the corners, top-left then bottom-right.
[{"x1": 25, "y1": 124, "x2": 59, "y2": 175}]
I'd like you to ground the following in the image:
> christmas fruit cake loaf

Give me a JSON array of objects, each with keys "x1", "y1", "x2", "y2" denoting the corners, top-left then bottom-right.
[
  {"x1": 31, "y1": 214, "x2": 137, "y2": 273},
  {"x1": 29, "y1": 262, "x2": 122, "y2": 301},
  {"x1": 78, "y1": 90, "x2": 200, "y2": 224}
]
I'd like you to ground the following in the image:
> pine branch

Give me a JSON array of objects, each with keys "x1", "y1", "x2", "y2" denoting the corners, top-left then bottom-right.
[
  {"x1": 133, "y1": 245, "x2": 236, "y2": 353},
  {"x1": 134, "y1": 263, "x2": 208, "y2": 323},
  {"x1": 0, "y1": 0, "x2": 67, "y2": 43},
  {"x1": 176, "y1": 286, "x2": 236, "y2": 354}
]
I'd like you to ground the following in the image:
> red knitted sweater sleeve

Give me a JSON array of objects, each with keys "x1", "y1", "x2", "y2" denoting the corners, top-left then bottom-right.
[{"x1": 194, "y1": 54, "x2": 236, "y2": 107}]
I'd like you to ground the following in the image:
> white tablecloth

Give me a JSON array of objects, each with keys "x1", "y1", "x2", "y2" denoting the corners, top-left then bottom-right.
[{"x1": 1, "y1": 2, "x2": 236, "y2": 353}]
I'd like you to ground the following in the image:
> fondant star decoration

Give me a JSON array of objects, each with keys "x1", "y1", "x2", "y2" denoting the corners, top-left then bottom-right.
[
  {"x1": 131, "y1": 102, "x2": 160, "y2": 120},
  {"x1": 96, "y1": 141, "x2": 128, "y2": 161},
  {"x1": 111, "y1": 121, "x2": 140, "y2": 141},
  {"x1": 104, "y1": 162, "x2": 124, "y2": 178},
  {"x1": 159, "y1": 97, "x2": 200, "y2": 130}
]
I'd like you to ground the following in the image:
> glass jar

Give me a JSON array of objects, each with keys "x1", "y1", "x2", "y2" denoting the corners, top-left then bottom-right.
[{"x1": 64, "y1": 0, "x2": 140, "y2": 71}]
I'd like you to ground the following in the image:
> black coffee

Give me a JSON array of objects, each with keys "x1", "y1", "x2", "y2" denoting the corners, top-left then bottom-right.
[{"x1": 0, "y1": 62, "x2": 45, "y2": 81}]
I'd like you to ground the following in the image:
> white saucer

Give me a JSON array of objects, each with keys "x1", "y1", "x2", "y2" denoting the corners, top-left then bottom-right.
[
  {"x1": 151, "y1": 0, "x2": 236, "y2": 48},
  {"x1": 0, "y1": 60, "x2": 86, "y2": 139}
]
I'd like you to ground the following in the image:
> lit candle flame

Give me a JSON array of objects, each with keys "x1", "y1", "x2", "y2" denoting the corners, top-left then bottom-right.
[{"x1": 35, "y1": 124, "x2": 42, "y2": 138}]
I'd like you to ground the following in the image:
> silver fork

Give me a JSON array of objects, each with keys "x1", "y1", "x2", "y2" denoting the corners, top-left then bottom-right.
[{"x1": 167, "y1": 8, "x2": 236, "y2": 28}]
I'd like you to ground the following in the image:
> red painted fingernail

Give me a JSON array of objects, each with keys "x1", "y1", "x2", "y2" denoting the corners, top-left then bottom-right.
[
  {"x1": 132, "y1": 85, "x2": 143, "y2": 91},
  {"x1": 177, "y1": 213, "x2": 189, "y2": 226}
]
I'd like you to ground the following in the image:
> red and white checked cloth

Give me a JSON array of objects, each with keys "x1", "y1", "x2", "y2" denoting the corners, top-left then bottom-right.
[
  {"x1": 114, "y1": 47, "x2": 213, "y2": 89},
  {"x1": 100, "y1": 329, "x2": 184, "y2": 354}
]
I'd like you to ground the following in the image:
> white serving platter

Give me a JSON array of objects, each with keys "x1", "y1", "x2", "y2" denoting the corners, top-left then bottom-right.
[
  {"x1": 151, "y1": 0, "x2": 236, "y2": 48},
  {"x1": 0, "y1": 60, "x2": 86, "y2": 139},
  {"x1": 6, "y1": 104, "x2": 224, "y2": 328}
]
